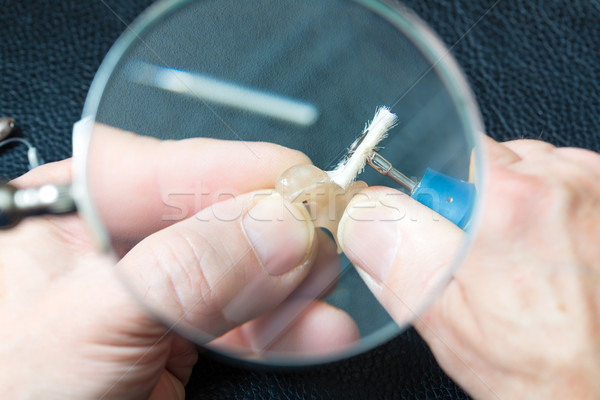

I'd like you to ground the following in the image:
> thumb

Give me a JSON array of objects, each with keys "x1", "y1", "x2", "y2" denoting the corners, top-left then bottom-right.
[
  {"x1": 117, "y1": 190, "x2": 316, "y2": 340},
  {"x1": 337, "y1": 187, "x2": 464, "y2": 325}
]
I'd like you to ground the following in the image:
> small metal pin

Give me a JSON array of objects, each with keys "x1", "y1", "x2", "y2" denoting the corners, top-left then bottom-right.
[
  {"x1": 344, "y1": 131, "x2": 418, "y2": 193},
  {"x1": 367, "y1": 152, "x2": 417, "y2": 193}
]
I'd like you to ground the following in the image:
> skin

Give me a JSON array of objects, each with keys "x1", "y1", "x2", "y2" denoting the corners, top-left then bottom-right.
[
  {"x1": 2, "y1": 127, "x2": 599, "y2": 399},
  {"x1": 0, "y1": 127, "x2": 358, "y2": 399},
  {"x1": 339, "y1": 137, "x2": 600, "y2": 399}
]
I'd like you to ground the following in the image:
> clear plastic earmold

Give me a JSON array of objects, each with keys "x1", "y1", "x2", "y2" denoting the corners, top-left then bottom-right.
[{"x1": 276, "y1": 164, "x2": 367, "y2": 250}]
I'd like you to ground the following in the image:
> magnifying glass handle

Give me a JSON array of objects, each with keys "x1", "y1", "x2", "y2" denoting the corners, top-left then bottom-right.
[{"x1": 0, "y1": 183, "x2": 76, "y2": 229}]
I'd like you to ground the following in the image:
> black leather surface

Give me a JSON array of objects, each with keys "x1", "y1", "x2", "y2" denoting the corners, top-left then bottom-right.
[{"x1": 2, "y1": 1, "x2": 599, "y2": 399}]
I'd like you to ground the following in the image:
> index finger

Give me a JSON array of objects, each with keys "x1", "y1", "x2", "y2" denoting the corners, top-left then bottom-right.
[{"x1": 86, "y1": 124, "x2": 311, "y2": 239}]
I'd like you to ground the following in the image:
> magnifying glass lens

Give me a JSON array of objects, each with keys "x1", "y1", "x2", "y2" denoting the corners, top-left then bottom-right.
[{"x1": 78, "y1": 0, "x2": 484, "y2": 365}]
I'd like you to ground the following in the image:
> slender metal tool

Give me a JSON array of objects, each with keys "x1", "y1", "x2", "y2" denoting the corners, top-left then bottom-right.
[
  {"x1": 337, "y1": 107, "x2": 475, "y2": 228},
  {"x1": 366, "y1": 151, "x2": 475, "y2": 229},
  {"x1": 367, "y1": 152, "x2": 417, "y2": 193},
  {"x1": 0, "y1": 183, "x2": 76, "y2": 228}
]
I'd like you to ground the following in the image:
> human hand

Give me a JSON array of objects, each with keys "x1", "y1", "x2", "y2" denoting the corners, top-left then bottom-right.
[
  {"x1": 0, "y1": 125, "x2": 357, "y2": 399},
  {"x1": 338, "y1": 137, "x2": 600, "y2": 399}
]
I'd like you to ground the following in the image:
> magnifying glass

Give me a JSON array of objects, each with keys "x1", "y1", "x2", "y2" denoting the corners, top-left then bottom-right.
[{"x1": 0, "y1": 0, "x2": 484, "y2": 366}]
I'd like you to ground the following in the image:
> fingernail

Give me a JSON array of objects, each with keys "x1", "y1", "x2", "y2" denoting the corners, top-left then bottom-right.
[
  {"x1": 243, "y1": 193, "x2": 314, "y2": 276},
  {"x1": 337, "y1": 199, "x2": 400, "y2": 285}
]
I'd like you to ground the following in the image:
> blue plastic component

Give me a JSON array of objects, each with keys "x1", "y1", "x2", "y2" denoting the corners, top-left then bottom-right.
[{"x1": 411, "y1": 168, "x2": 476, "y2": 229}]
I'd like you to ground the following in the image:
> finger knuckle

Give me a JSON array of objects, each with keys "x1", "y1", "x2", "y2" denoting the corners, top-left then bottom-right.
[{"x1": 151, "y1": 230, "x2": 225, "y2": 324}]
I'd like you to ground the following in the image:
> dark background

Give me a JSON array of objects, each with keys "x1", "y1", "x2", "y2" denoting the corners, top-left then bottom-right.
[{"x1": 1, "y1": 0, "x2": 599, "y2": 398}]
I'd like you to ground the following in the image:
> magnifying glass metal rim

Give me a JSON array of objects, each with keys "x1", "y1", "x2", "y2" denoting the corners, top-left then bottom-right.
[{"x1": 71, "y1": 0, "x2": 487, "y2": 366}]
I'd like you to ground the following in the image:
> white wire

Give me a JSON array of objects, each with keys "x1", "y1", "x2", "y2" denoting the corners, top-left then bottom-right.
[
  {"x1": 0, "y1": 138, "x2": 42, "y2": 169},
  {"x1": 0, "y1": 137, "x2": 33, "y2": 150}
]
